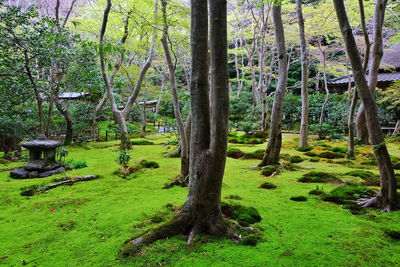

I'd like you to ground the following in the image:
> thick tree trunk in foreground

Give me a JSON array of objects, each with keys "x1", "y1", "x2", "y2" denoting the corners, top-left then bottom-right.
[
  {"x1": 161, "y1": 0, "x2": 189, "y2": 179},
  {"x1": 347, "y1": 0, "x2": 371, "y2": 158},
  {"x1": 296, "y1": 0, "x2": 309, "y2": 147},
  {"x1": 356, "y1": 0, "x2": 386, "y2": 144},
  {"x1": 121, "y1": 0, "x2": 234, "y2": 253},
  {"x1": 259, "y1": 3, "x2": 288, "y2": 167},
  {"x1": 334, "y1": 0, "x2": 398, "y2": 211}
]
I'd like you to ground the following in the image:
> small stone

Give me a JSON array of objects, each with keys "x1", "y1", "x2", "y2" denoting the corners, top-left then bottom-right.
[{"x1": 10, "y1": 168, "x2": 29, "y2": 179}]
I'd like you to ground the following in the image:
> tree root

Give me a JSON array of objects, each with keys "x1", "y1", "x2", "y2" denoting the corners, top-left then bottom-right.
[
  {"x1": 162, "y1": 175, "x2": 188, "y2": 189},
  {"x1": 356, "y1": 195, "x2": 400, "y2": 212}
]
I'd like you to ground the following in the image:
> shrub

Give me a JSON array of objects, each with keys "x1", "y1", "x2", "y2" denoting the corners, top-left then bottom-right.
[
  {"x1": 261, "y1": 165, "x2": 280, "y2": 176},
  {"x1": 309, "y1": 157, "x2": 320, "y2": 162},
  {"x1": 244, "y1": 149, "x2": 265, "y2": 160},
  {"x1": 259, "y1": 182, "x2": 277, "y2": 189},
  {"x1": 116, "y1": 151, "x2": 131, "y2": 168},
  {"x1": 298, "y1": 171, "x2": 338, "y2": 183},
  {"x1": 131, "y1": 140, "x2": 153, "y2": 145},
  {"x1": 290, "y1": 196, "x2": 307, "y2": 202},
  {"x1": 227, "y1": 147, "x2": 245, "y2": 159},
  {"x1": 290, "y1": 155, "x2": 304, "y2": 163},
  {"x1": 140, "y1": 160, "x2": 159, "y2": 169},
  {"x1": 296, "y1": 146, "x2": 313, "y2": 152},
  {"x1": 64, "y1": 159, "x2": 87, "y2": 169}
]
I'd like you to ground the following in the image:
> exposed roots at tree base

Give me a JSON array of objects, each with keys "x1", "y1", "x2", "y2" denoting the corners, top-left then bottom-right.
[
  {"x1": 356, "y1": 195, "x2": 400, "y2": 212},
  {"x1": 119, "y1": 213, "x2": 241, "y2": 258},
  {"x1": 162, "y1": 175, "x2": 188, "y2": 189}
]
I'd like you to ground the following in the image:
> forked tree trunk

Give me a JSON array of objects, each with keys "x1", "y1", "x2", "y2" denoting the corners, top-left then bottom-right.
[
  {"x1": 356, "y1": 0, "x2": 386, "y2": 144},
  {"x1": 121, "y1": 0, "x2": 234, "y2": 253},
  {"x1": 334, "y1": 0, "x2": 399, "y2": 211},
  {"x1": 259, "y1": 3, "x2": 288, "y2": 167},
  {"x1": 347, "y1": 0, "x2": 371, "y2": 158},
  {"x1": 296, "y1": 0, "x2": 309, "y2": 147}
]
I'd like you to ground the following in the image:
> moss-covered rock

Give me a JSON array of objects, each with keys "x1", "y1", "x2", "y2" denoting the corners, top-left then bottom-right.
[
  {"x1": 261, "y1": 165, "x2": 280, "y2": 176},
  {"x1": 330, "y1": 146, "x2": 347, "y2": 154},
  {"x1": 321, "y1": 186, "x2": 375, "y2": 204},
  {"x1": 131, "y1": 140, "x2": 154, "y2": 145},
  {"x1": 304, "y1": 151, "x2": 318, "y2": 157},
  {"x1": 279, "y1": 153, "x2": 291, "y2": 160},
  {"x1": 221, "y1": 202, "x2": 262, "y2": 227},
  {"x1": 360, "y1": 159, "x2": 378, "y2": 166},
  {"x1": 309, "y1": 157, "x2": 320, "y2": 162},
  {"x1": 319, "y1": 151, "x2": 342, "y2": 159},
  {"x1": 298, "y1": 171, "x2": 338, "y2": 183},
  {"x1": 244, "y1": 149, "x2": 265, "y2": 160},
  {"x1": 139, "y1": 160, "x2": 160, "y2": 168},
  {"x1": 290, "y1": 196, "x2": 307, "y2": 202},
  {"x1": 345, "y1": 170, "x2": 379, "y2": 186},
  {"x1": 259, "y1": 182, "x2": 277, "y2": 189},
  {"x1": 227, "y1": 148, "x2": 245, "y2": 159},
  {"x1": 290, "y1": 155, "x2": 304, "y2": 163},
  {"x1": 296, "y1": 146, "x2": 313, "y2": 152}
]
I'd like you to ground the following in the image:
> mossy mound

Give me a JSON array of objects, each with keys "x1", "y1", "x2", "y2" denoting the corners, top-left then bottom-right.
[
  {"x1": 321, "y1": 185, "x2": 375, "y2": 204},
  {"x1": 360, "y1": 159, "x2": 378, "y2": 166},
  {"x1": 279, "y1": 153, "x2": 291, "y2": 160},
  {"x1": 391, "y1": 156, "x2": 400, "y2": 170},
  {"x1": 228, "y1": 136, "x2": 264, "y2": 144},
  {"x1": 304, "y1": 151, "x2": 318, "y2": 157},
  {"x1": 259, "y1": 182, "x2": 277, "y2": 189},
  {"x1": 243, "y1": 131, "x2": 268, "y2": 139},
  {"x1": 298, "y1": 171, "x2": 339, "y2": 183},
  {"x1": 345, "y1": 170, "x2": 379, "y2": 186},
  {"x1": 290, "y1": 196, "x2": 307, "y2": 202},
  {"x1": 309, "y1": 189, "x2": 324, "y2": 195},
  {"x1": 0, "y1": 158, "x2": 11, "y2": 164},
  {"x1": 261, "y1": 165, "x2": 280, "y2": 176},
  {"x1": 315, "y1": 141, "x2": 332, "y2": 148},
  {"x1": 296, "y1": 146, "x2": 313, "y2": 152},
  {"x1": 319, "y1": 151, "x2": 342, "y2": 159},
  {"x1": 221, "y1": 202, "x2": 262, "y2": 227},
  {"x1": 336, "y1": 160, "x2": 354, "y2": 165},
  {"x1": 331, "y1": 146, "x2": 347, "y2": 154},
  {"x1": 131, "y1": 140, "x2": 154, "y2": 145},
  {"x1": 225, "y1": 194, "x2": 242, "y2": 200},
  {"x1": 282, "y1": 162, "x2": 300, "y2": 171},
  {"x1": 227, "y1": 148, "x2": 245, "y2": 159},
  {"x1": 139, "y1": 160, "x2": 160, "y2": 168},
  {"x1": 309, "y1": 157, "x2": 320, "y2": 162},
  {"x1": 289, "y1": 155, "x2": 304, "y2": 163},
  {"x1": 244, "y1": 149, "x2": 265, "y2": 160}
]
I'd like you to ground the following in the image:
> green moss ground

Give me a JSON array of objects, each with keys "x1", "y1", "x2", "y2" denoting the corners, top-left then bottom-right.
[{"x1": 1, "y1": 135, "x2": 400, "y2": 266}]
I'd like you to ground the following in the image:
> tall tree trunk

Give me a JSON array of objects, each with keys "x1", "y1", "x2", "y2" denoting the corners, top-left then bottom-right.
[
  {"x1": 334, "y1": 0, "x2": 398, "y2": 211},
  {"x1": 296, "y1": 0, "x2": 309, "y2": 147},
  {"x1": 318, "y1": 40, "x2": 329, "y2": 140},
  {"x1": 161, "y1": 0, "x2": 189, "y2": 179},
  {"x1": 392, "y1": 120, "x2": 400, "y2": 137},
  {"x1": 356, "y1": 0, "x2": 385, "y2": 144},
  {"x1": 92, "y1": 92, "x2": 107, "y2": 141},
  {"x1": 122, "y1": 0, "x2": 235, "y2": 252},
  {"x1": 259, "y1": 2, "x2": 288, "y2": 167},
  {"x1": 141, "y1": 82, "x2": 148, "y2": 138},
  {"x1": 347, "y1": 0, "x2": 371, "y2": 158},
  {"x1": 45, "y1": 100, "x2": 54, "y2": 137}
]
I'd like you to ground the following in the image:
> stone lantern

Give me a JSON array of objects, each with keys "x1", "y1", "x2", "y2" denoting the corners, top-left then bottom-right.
[{"x1": 10, "y1": 135, "x2": 66, "y2": 179}]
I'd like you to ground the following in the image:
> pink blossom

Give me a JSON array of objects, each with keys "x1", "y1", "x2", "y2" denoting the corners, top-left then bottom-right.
[{"x1": 50, "y1": 208, "x2": 55, "y2": 212}]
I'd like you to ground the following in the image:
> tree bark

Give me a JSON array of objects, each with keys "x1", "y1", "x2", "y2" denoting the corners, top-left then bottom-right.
[
  {"x1": 392, "y1": 120, "x2": 400, "y2": 137},
  {"x1": 141, "y1": 82, "x2": 148, "y2": 138},
  {"x1": 121, "y1": 0, "x2": 235, "y2": 252},
  {"x1": 45, "y1": 100, "x2": 54, "y2": 138},
  {"x1": 161, "y1": 0, "x2": 189, "y2": 179},
  {"x1": 355, "y1": 0, "x2": 386, "y2": 144},
  {"x1": 259, "y1": 2, "x2": 288, "y2": 167},
  {"x1": 318, "y1": 39, "x2": 329, "y2": 140},
  {"x1": 334, "y1": 0, "x2": 399, "y2": 211},
  {"x1": 347, "y1": 0, "x2": 371, "y2": 158},
  {"x1": 53, "y1": 98, "x2": 73, "y2": 145},
  {"x1": 296, "y1": 0, "x2": 309, "y2": 147}
]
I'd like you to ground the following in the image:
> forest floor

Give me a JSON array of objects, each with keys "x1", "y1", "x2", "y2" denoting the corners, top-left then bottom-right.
[{"x1": 1, "y1": 134, "x2": 400, "y2": 266}]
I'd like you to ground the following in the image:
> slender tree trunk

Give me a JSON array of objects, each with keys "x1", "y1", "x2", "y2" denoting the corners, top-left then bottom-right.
[
  {"x1": 161, "y1": 0, "x2": 189, "y2": 179},
  {"x1": 92, "y1": 92, "x2": 107, "y2": 140},
  {"x1": 334, "y1": 0, "x2": 398, "y2": 211},
  {"x1": 347, "y1": 0, "x2": 371, "y2": 158},
  {"x1": 259, "y1": 2, "x2": 288, "y2": 167},
  {"x1": 141, "y1": 82, "x2": 148, "y2": 138},
  {"x1": 45, "y1": 100, "x2": 54, "y2": 137},
  {"x1": 356, "y1": 0, "x2": 385, "y2": 144},
  {"x1": 392, "y1": 120, "x2": 400, "y2": 137},
  {"x1": 122, "y1": 0, "x2": 235, "y2": 252},
  {"x1": 296, "y1": 0, "x2": 309, "y2": 147},
  {"x1": 54, "y1": 98, "x2": 73, "y2": 145},
  {"x1": 318, "y1": 40, "x2": 329, "y2": 140}
]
